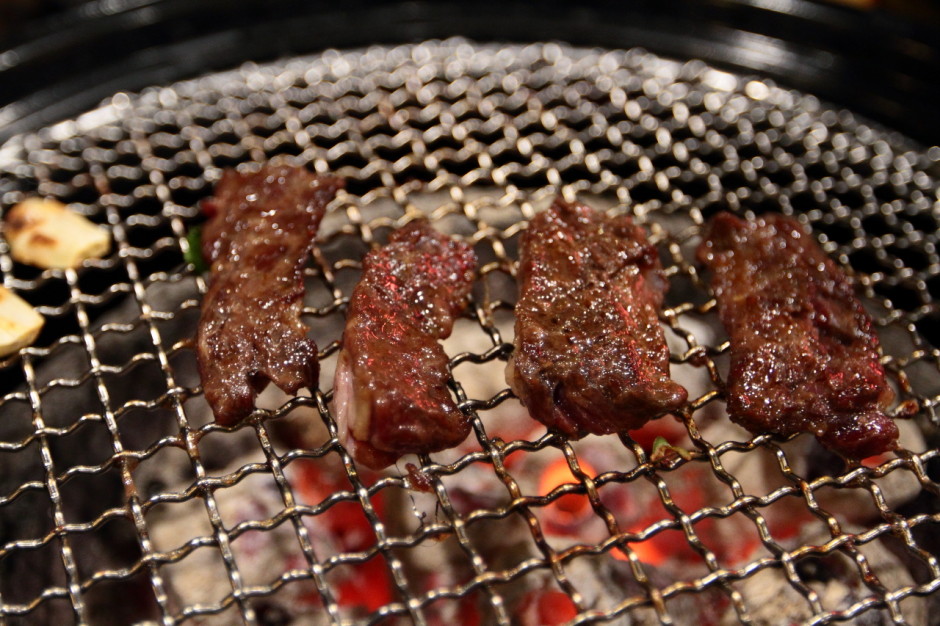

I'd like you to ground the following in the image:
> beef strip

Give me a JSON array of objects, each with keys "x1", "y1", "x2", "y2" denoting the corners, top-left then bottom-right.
[
  {"x1": 507, "y1": 198, "x2": 687, "y2": 438},
  {"x1": 197, "y1": 165, "x2": 343, "y2": 425},
  {"x1": 333, "y1": 218, "x2": 477, "y2": 469},
  {"x1": 697, "y1": 211, "x2": 898, "y2": 459}
]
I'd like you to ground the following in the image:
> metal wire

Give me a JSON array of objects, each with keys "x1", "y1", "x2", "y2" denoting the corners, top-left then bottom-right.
[{"x1": 1, "y1": 40, "x2": 940, "y2": 625}]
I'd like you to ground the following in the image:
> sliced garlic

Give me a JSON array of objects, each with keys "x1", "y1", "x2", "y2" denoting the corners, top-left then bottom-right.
[
  {"x1": 0, "y1": 286, "x2": 44, "y2": 357},
  {"x1": 4, "y1": 198, "x2": 111, "y2": 269}
]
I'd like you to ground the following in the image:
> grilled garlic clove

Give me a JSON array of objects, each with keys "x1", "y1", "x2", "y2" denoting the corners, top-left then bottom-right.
[
  {"x1": 3, "y1": 198, "x2": 111, "y2": 269},
  {"x1": 0, "y1": 286, "x2": 44, "y2": 357}
]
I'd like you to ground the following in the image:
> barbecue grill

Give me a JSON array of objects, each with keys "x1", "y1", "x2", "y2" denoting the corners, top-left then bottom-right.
[{"x1": 2, "y1": 3, "x2": 940, "y2": 625}]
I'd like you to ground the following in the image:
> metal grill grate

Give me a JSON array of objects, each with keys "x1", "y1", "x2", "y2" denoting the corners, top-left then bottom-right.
[{"x1": 2, "y1": 40, "x2": 940, "y2": 625}]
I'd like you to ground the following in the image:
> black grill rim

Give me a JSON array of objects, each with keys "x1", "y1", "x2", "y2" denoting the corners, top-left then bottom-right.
[{"x1": 1, "y1": 0, "x2": 940, "y2": 145}]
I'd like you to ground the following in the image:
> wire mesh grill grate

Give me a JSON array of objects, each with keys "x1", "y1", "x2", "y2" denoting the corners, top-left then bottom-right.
[{"x1": 1, "y1": 40, "x2": 940, "y2": 625}]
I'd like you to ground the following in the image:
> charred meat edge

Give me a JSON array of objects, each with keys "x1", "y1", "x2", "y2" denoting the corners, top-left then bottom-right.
[
  {"x1": 333, "y1": 218, "x2": 477, "y2": 469},
  {"x1": 697, "y1": 211, "x2": 898, "y2": 459},
  {"x1": 507, "y1": 197, "x2": 687, "y2": 438},
  {"x1": 197, "y1": 165, "x2": 343, "y2": 425}
]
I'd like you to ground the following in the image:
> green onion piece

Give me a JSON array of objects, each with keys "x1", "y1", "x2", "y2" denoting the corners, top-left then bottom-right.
[
  {"x1": 650, "y1": 436, "x2": 693, "y2": 463},
  {"x1": 185, "y1": 226, "x2": 208, "y2": 274}
]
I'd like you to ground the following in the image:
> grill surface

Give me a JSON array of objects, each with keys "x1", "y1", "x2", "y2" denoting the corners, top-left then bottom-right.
[{"x1": 1, "y1": 40, "x2": 940, "y2": 625}]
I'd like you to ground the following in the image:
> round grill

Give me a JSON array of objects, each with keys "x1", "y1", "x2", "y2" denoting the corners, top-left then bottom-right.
[{"x1": 1, "y1": 40, "x2": 939, "y2": 625}]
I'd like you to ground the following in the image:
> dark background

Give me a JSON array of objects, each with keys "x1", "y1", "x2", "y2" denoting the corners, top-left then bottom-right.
[{"x1": 6, "y1": 0, "x2": 937, "y2": 34}]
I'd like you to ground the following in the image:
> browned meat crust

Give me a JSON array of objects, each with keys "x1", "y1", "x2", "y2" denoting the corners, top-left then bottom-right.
[
  {"x1": 333, "y1": 219, "x2": 476, "y2": 469},
  {"x1": 697, "y1": 212, "x2": 898, "y2": 459},
  {"x1": 507, "y1": 198, "x2": 688, "y2": 438},
  {"x1": 197, "y1": 166, "x2": 343, "y2": 425}
]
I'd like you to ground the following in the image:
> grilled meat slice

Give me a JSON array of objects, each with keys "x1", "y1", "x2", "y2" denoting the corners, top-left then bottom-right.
[
  {"x1": 197, "y1": 165, "x2": 343, "y2": 425},
  {"x1": 697, "y1": 212, "x2": 898, "y2": 459},
  {"x1": 507, "y1": 198, "x2": 687, "y2": 438},
  {"x1": 333, "y1": 218, "x2": 477, "y2": 469}
]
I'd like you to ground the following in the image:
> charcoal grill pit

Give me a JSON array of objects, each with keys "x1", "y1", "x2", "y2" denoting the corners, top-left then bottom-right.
[{"x1": 1, "y1": 39, "x2": 940, "y2": 625}]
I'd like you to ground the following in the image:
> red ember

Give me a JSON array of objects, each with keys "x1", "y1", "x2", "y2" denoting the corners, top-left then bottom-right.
[
  {"x1": 517, "y1": 589, "x2": 579, "y2": 626},
  {"x1": 539, "y1": 457, "x2": 597, "y2": 532}
]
